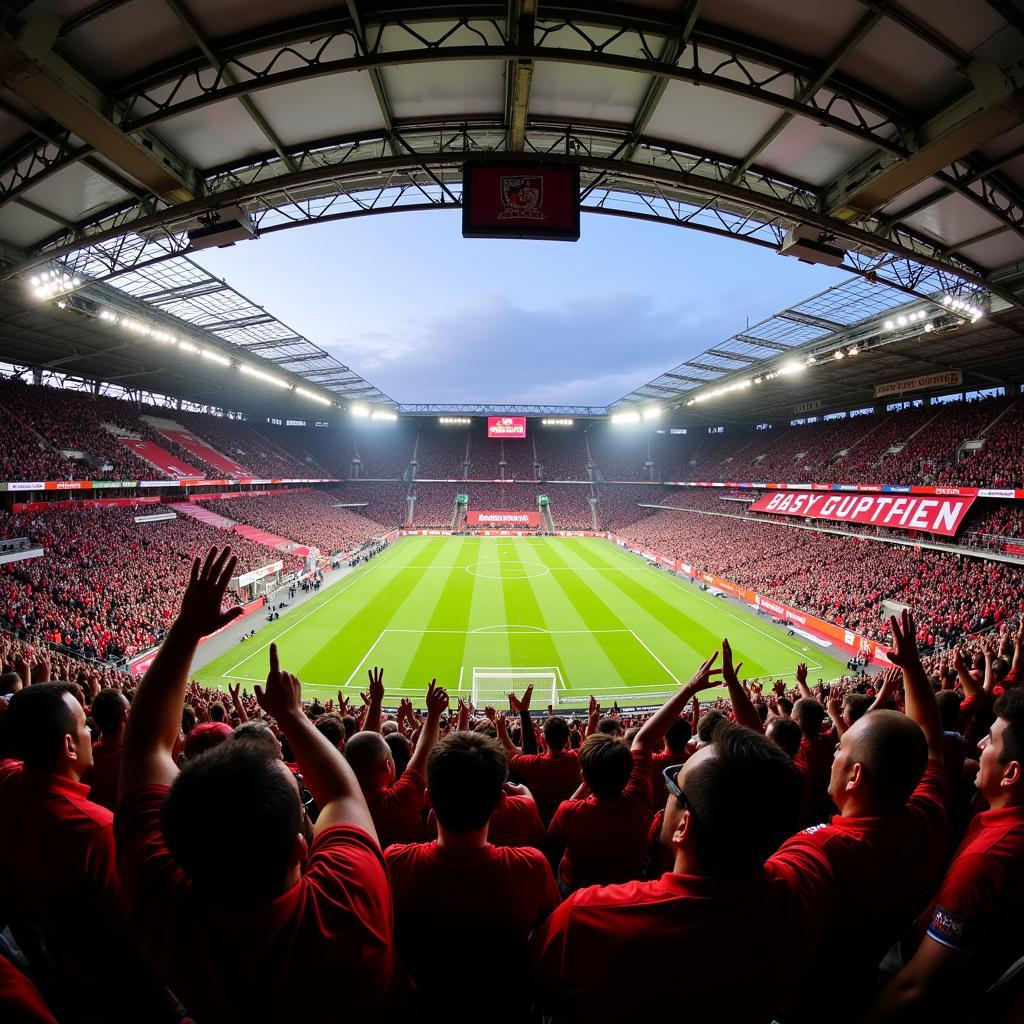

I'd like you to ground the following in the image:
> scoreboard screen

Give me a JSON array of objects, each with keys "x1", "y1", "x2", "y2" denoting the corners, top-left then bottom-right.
[
  {"x1": 462, "y1": 161, "x2": 580, "y2": 241},
  {"x1": 488, "y1": 416, "x2": 527, "y2": 439}
]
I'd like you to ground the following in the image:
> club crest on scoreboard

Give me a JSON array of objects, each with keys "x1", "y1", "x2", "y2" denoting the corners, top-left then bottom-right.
[{"x1": 498, "y1": 176, "x2": 546, "y2": 221}]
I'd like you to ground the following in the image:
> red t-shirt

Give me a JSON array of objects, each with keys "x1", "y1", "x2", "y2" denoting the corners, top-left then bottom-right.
[
  {"x1": 532, "y1": 847, "x2": 833, "y2": 1022},
  {"x1": 427, "y1": 791, "x2": 546, "y2": 849},
  {"x1": 547, "y1": 749, "x2": 653, "y2": 890},
  {"x1": 773, "y1": 759, "x2": 950, "y2": 1020},
  {"x1": 651, "y1": 748, "x2": 687, "y2": 807},
  {"x1": 793, "y1": 731, "x2": 836, "y2": 826},
  {"x1": 363, "y1": 767, "x2": 426, "y2": 849},
  {"x1": 0, "y1": 956, "x2": 57, "y2": 1024},
  {"x1": 0, "y1": 760, "x2": 161, "y2": 1010},
  {"x1": 114, "y1": 785, "x2": 396, "y2": 1022},
  {"x1": 386, "y1": 840, "x2": 558, "y2": 1020},
  {"x1": 917, "y1": 803, "x2": 1024, "y2": 998},
  {"x1": 83, "y1": 738, "x2": 122, "y2": 812},
  {"x1": 509, "y1": 749, "x2": 581, "y2": 824}
]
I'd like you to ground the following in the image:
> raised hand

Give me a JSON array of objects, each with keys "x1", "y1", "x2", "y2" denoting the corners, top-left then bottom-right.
[
  {"x1": 507, "y1": 690, "x2": 522, "y2": 713},
  {"x1": 366, "y1": 666, "x2": 385, "y2": 704},
  {"x1": 721, "y1": 639, "x2": 740, "y2": 687},
  {"x1": 887, "y1": 609, "x2": 921, "y2": 669},
  {"x1": 519, "y1": 684, "x2": 534, "y2": 711},
  {"x1": 484, "y1": 705, "x2": 497, "y2": 723},
  {"x1": 228, "y1": 681, "x2": 241, "y2": 703},
  {"x1": 337, "y1": 691, "x2": 352, "y2": 715},
  {"x1": 177, "y1": 547, "x2": 242, "y2": 639},
  {"x1": 796, "y1": 663, "x2": 808, "y2": 686},
  {"x1": 686, "y1": 651, "x2": 722, "y2": 692},
  {"x1": 255, "y1": 643, "x2": 302, "y2": 721},
  {"x1": 773, "y1": 678, "x2": 785, "y2": 696},
  {"x1": 425, "y1": 679, "x2": 450, "y2": 718}
]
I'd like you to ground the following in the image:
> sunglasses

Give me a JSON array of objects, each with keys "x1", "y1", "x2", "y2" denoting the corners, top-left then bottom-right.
[{"x1": 662, "y1": 763, "x2": 685, "y2": 801}]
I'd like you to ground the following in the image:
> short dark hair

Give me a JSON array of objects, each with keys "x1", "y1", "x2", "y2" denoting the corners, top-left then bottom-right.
[
  {"x1": 994, "y1": 688, "x2": 1024, "y2": 765},
  {"x1": 597, "y1": 716, "x2": 623, "y2": 737},
  {"x1": 6, "y1": 683, "x2": 77, "y2": 771},
  {"x1": 684, "y1": 723, "x2": 800, "y2": 875},
  {"x1": 161, "y1": 746, "x2": 301, "y2": 911},
  {"x1": 935, "y1": 690, "x2": 962, "y2": 732},
  {"x1": 696, "y1": 710, "x2": 726, "y2": 744},
  {"x1": 0, "y1": 671, "x2": 20, "y2": 697},
  {"x1": 543, "y1": 716, "x2": 569, "y2": 752},
  {"x1": 427, "y1": 732, "x2": 507, "y2": 832},
  {"x1": 314, "y1": 713, "x2": 345, "y2": 750},
  {"x1": 843, "y1": 694, "x2": 873, "y2": 724},
  {"x1": 386, "y1": 732, "x2": 412, "y2": 777},
  {"x1": 340, "y1": 715, "x2": 358, "y2": 741},
  {"x1": 90, "y1": 688, "x2": 127, "y2": 736},
  {"x1": 225, "y1": 720, "x2": 281, "y2": 759},
  {"x1": 579, "y1": 734, "x2": 633, "y2": 800},
  {"x1": 665, "y1": 716, "x2": 692, "y2": 753},
  {"x1": 767, "y1": 716, "x2": 802, "y2": 759},
  {"x1": 208, "y1": 702, "x2": 227, "y2": 723},
  {"x1": 344, "y1": 730, "x2": 389, "y2": 782},
  {"x1": 793, "y1": 698, "x2": 826, "y2": 737},
  {"x1": 777, "y1": 697, "x2": 793, "y2": 716}
]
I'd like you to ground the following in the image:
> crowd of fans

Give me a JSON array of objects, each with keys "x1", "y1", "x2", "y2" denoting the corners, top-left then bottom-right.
[
  {"x1": 330, "y1": 483, "x2": 408, "y2": 527},
  {"x1": 2, "y1": 549, "x2": 1023, "y2": 1022},
  {"x1": 199, "y1": 490, "x2": 384, "y2": 555},
  {"x1": 176, "y1": 411, "x2": 320, "y2": 478},
  {"x1": 618, "y1": 508, "x2": 1024, "y2": 648},
  {"x1": 0, "y1": 507, "x2": 299, "y2": 662}
]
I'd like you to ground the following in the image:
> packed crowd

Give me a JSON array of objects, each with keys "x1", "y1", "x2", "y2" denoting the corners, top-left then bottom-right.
[
  {"x1": 176, "y1": 411, "x2": 320, "y2": 478},
  {"x1": 199, "y1": 490, "x2": 384, "y2": 555},
  {"x1": 618, "y1": 508, "x2": 1024, "y2": 648},
  {"x1": 0, "y1": 507, "x2": 299, "y2": 662},
  {"x1": 2, "y1": 547, "x2": 1023, "y2": 1022},
  {"x1": 329, "y1": 483, "x2": 407, "y2": 527}
]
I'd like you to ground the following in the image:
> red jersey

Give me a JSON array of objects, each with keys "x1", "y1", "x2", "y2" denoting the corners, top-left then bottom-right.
[
  {"x1": 83, "y1": 738, "x2": 122, "y2": 812},
  {"x1": 0, "y1": 956, "x2": 57, "y2": 1024},
  {"x1": 362, "y1": 767, "x2": 426, "y2": 848},
  {"x1": 651, "y1": 748, "x2": 687, "y2": 807},
  {"x1": 509, "y1": 749, "x2": 581, "y2": 824},
  {"x1": 114, "y1": 786, "x2": 396, "y2": 1022},
  {"x1": 548, "y1": 749, "x2": 653, "y2": 890},
  {"x1": 793, "y1": 731, "x2": 836, "y2": 826},
  {"x1": 918, "y1": 803, "x2": 1024, "y2": 998},
  {"x1": 0, "y1": 760, "x2": 161, "y2": 1011},
  {"x1": 532, "y1": 846, "x2": 833, "y2": 1022},
  {"x1": 773, "y1": 759, "x2": 950, "y2": 1020},
  {"x1": 386, "y1": 841, "x2": 558, "y2": 1021},
  {"x1": 427, "y1": 791, "x2": 546, "y2": 849}
]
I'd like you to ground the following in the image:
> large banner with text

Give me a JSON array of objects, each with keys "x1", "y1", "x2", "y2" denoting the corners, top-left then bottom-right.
[
  {"x1": 748, "y1": 490, "x2": 975, "y2": 537},
  {"x1": 466, "y1": 510, "x2": 541, "y2": 527}
]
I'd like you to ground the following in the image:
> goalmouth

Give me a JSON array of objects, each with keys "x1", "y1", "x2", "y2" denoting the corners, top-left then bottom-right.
[{"x1": 471, "y1": 667, "x2": 561, "y2": 708}]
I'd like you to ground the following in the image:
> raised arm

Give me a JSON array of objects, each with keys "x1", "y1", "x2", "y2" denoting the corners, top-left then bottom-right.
[
  {"x1": 952, "y1": 647, "x2": 978, "y2": 697},
  {"x1": 632, "y1": 652, "x2": 720, "y2": 755},
  {"x1": 405, "y1": 679, "x2": 449, "y2": 778},
  {"x1": 586, "y1": 695, "x2": 600, "y2": 737},
  {"x1": 867, "y1": 667, "x2": 901, "y2": 714},
  {"x1": 827, "y1": 685, "x2": 848, "y2": 737},
  {"x1": 720, "y1": 638, "x2": 762, "y2": 733},
  {"x1": 255, "y1": 645, "x2": 375, "y2": 839},
  {"x1": 518, "y1": 684, "x2": 538, "y2": 754},
  {"x1": 227, "y1": 681, "x2": 249, "y2": 724},
  {"x1": 795, "y1": 662, "x2": 812, "y2": 700},
  {"x1": 122, "y1": 547, "x2": 242, "y2": 798},
  {"x1": 361, "y1": 666, "x2": 385, "y2": 734},
  {"x1": 888, "y1": 610, "x2": 944, "y2": 761}
]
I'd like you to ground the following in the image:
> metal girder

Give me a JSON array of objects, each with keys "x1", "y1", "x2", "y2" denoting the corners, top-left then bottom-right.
[
  {"x1": 505, "y1": 0, "x2": 537, "y2": 152},
  {"x1": 276, "y1": 352, "x2": 338, "y2": 365},
  {"x1": 344, "y1": 0, "x2": 399, "y2": 158},
  {"x1": 777, "y1": 310, "x2": 844, "y2": 331},
  {"x1": 206, "y1": 314, "x2": 276, "y2": 330},
  {"x1": 825, "y1": 58, "x2": 1024, "y2": 221},
  {"x1": 142, "y1": 281, "x2": 229, "y2": 303},
  {"x1": 237, "y1": 336, "x2": 305, "y2": 351},
  {"x1": 160, "y1": 0, "x2": 298, "y2": 174},
  {"x1": 684, "y1": 360, "x2": 730, "y2": 373},
  {"x1": 0, "y1": 15, "x2": 201, "y2": 202},
  {"x1": 706, "y1": 348, "x2": 758, "y2": 362},
  {"x1": 663, "y1": 372, "x2": 705, "y2": 383},
  {"x1": 728, "y1": 10, "x2": 883, "y2": 184},
  {"x1": 734, "y1": 334, "x2": 793, "y2": 351}
]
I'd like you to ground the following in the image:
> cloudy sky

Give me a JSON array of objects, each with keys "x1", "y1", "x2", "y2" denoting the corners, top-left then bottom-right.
[{"x1": 194, "y1": 211, "x2": 850, "y2": 405}]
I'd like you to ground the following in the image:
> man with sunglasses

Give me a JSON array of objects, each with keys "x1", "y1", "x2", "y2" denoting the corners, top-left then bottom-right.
[{"x1": 532, "y1": 650, "x2": 831, "y2": 1022}]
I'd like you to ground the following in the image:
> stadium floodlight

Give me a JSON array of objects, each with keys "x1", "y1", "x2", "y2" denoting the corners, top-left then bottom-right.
[
  {"x1": 240, "y1": 364, "x2": 288, "y2": 388},
  {"x1": 848, "y1": 345, "x2": 860, "y2": 356},
  {"x1": 371, "y1": 409, "x2": 397, "y2": 422},
  {"x1": 833, "y1": 350, "x2": 845, "y2": 360},
  {"x1": 641, "y1": 406, "x2": 661, "y2": 420},
  {"x1": 178, "y1": 341, "x2": 199, "y2": 353},
  {"x1": 778, "y1": 360, "x2": 804, "y2": 375},
  {"x1": 295, "y1": 386, "x2": 332, "y2": 406},
  {"x1": 541, "y1": 418, "x2": 573, "y2": 426},
  {"x1": 439, "y1": 416, "x2": 471, "y2": 425},
  {"x1": 351, "y1": 404, "x2": 370, "y2": 418},
  {"x1": 201, "y1": 349, "x2": 231, "y2": 366},
  {"x1": 611, "y1": 410, "x2": 641, "y2": 424}
]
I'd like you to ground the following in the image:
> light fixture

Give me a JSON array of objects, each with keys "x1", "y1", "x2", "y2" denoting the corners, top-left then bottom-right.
[
  {"x1": 642, "y1": 406, "x2": 661, "y2": 420},
  {"x1": 833, "y1": 350, "x2": 845, "y2": 360},
  {"x1": 439, "y1": 416, "x2": 471, "y2": 425},
  {"x1": 779, "y1": 360, "x2": 804, "y2": 376},
  {"x1": 541, "y1": 418, "x2": 573, "y2": 426},
  {"x1": 295, "y1": 386, "x2": 331, "y2": 406},
  {"x1": 240, "y1": 364, "x2": 288, "y2": 388},
  {"x1": 371, "y1": 409, "x2": 397, "y2": 422},
  {"x1": 611, "y1": 410, "x2": 641, "y2": 424},
  {"x1": 351, "y1": 404, "x2": 370, "y2": 418}
]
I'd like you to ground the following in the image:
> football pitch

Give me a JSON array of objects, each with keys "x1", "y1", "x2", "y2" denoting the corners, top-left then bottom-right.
[{"x1": 194, "y1": 536, "x2": 851, "y2": 707}]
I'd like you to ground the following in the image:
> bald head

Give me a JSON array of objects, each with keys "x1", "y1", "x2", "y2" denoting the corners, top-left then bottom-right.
[
  {"x1": 841, "y1": 710, "x2": 927, "y2": 813},
  {"x1": 343, "y1": 731, "x2": 391, "y2": 787}
]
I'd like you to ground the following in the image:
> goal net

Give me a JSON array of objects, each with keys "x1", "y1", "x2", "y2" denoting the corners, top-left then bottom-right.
[{"x1": 471, "y1": 668, "x2": 559, "y2": 708}]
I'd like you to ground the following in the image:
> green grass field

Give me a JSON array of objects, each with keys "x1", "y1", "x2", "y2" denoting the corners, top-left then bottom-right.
[{"x1": 194, "y1": 536, "x2": 851, "y2": 707}]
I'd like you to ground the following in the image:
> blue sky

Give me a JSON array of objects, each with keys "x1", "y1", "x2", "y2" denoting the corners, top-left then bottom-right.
[{"x1": 194, "y1": 212, "x2": 850, "y2": 405}]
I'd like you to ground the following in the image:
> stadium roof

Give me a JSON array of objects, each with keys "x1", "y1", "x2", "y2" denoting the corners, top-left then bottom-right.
[{"x1": 0, "y1": 0, "x2": 1021, "y2": 415}]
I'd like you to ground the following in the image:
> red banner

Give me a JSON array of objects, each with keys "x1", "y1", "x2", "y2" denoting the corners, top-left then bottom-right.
[
  {"x1": 487, "y1": 416, "x2": 527, "y2": 439},
  {"x1": 749, "y1": 491, "x2": 975, "y2": 537},
  {"x1": 466, "y1": 510, "x2": 541, "y2": 526}
]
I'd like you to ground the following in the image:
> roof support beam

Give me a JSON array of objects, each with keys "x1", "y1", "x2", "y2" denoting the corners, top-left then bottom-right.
[
  {"x1": 238, "y1": 336, "x2": 305, "y2": 351},
  {"x1": 207, "y1": 314, "x2": 275, "y2": 330},
  {"x1": 705, "y1": 348, "x2": 759, "y2": 362},
  {"x1": 505, "y1": 0, "x2": 537, "y2": 152},
  {"x1": 160, "y1": 0, "x2": 298, "y2": 174},
  {"x1": 728, "y1": 10, "x2": 882, "y2": 183},
  {"x1": 684, "y1": 361, "x2": 728, "y2": 373},
  {"x1": 142, "y1": 281, "x2": 229, "y2": 303},
  {"x1": 825, "y1": 58, "x2": 1024, "y2": 221},
  {"x1": 734, "y1": 334, "x2": 792, "y2": 351},
  {"x1": 344, "y1": 0, "x2": 399, "y2": 158},
  {"x1": 0, "y1": 15, "x2": 201, "y2": 202},
  {"x1": 777, "y1": 310, "x2": 844, "y2": 331},
  {"x1": 663, "y1": 372, "x2": 705, "y2": 383}
]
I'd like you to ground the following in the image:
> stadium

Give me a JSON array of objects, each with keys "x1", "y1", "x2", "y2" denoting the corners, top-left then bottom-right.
[{"x1": 0, "y1": 0, "x2": 1023, "y2": 1021}]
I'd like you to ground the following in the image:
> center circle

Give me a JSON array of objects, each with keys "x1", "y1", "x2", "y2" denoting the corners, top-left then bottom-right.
[{"x1": 466, "y1": 561, "x2": 550, "y2": 580}]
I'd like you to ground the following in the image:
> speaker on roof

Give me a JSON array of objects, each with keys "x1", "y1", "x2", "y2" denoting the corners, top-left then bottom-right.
[
  {"x1": 187, "y1": 207, "x2": 257, "y2": 250},
  {"x1": 778, "y1": 225, "x2": 847, "y2": 267}
]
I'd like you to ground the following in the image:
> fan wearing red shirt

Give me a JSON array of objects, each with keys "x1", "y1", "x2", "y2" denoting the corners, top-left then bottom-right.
[
  {"x1": 115, "y1": 547, "x2": 396, "y2": 1022},
  {"x1": 772, "y1": 612, "x2": 951, "y2": 1022},
  {"x1": 83, "y1": 687, "x2": 128, "y2": 811},
  {"x1": 868, "y1": 686, "x2": 1024, "y2": 1022},
  {"x1": 386, "y1": 730, "x2": 558, "y2": 1022},
  {"x1": 0, "y1": 684, "x2": 172, "y2": 1022},
  {"x1": 343, "y1": 668, "x2": 447, "y2": 848},
  {"x1": 0, "y1": 956, "x2": 57, "y2": 1024},
  {"x1": 498, "y1": 695, "x2": 581, "y2": 824},
  {"x1": 532, "y1": 652, "x2": 832, "y2": 1023},
  {"x1": 650, "y1": 714, "x2": 691, "y2": 804},
  {"x1": 792, "y1": 663, "x2": 837, "y2": 826}
]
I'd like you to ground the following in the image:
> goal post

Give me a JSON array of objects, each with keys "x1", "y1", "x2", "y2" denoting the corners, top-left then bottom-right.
[{"x1": 471, "y1": 668, "x2": 559, "y2": 708}]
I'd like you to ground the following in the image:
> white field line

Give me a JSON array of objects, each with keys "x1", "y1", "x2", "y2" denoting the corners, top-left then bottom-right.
[
  {"x1": 457, "y1": 665, "x2": 465, "y2": 692},
  {"x1": 627, "y1": 629, "x2": 682, "y2": 685},
  {"x1": 223, "y1": 540, "x2": 409, "y2": 675},
  {"x1": 385, "y1": 627, "x2": 631, "y2": 635},
  {"x1": 342, "y1": 630, "x2": 388, "y2": 687}
]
